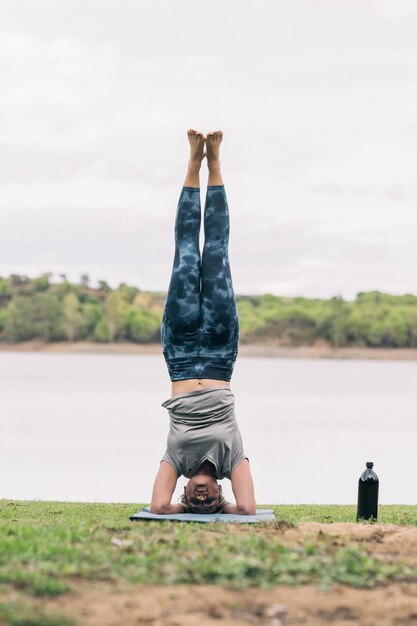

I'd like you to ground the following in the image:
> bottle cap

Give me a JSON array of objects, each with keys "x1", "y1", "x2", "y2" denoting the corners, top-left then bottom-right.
[{"x1": 366, "y1": 461, "x2": 374, "y2": 468}]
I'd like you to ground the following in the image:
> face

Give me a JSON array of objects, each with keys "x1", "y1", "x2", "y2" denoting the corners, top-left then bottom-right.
[{"x1": 185, "y1": 475, "x2": 222, "y2": 514}]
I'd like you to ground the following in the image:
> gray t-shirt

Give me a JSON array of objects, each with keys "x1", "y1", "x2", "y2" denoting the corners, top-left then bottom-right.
[{"x1": 161, "y1": 386, "x2": 247, "y2": 480}]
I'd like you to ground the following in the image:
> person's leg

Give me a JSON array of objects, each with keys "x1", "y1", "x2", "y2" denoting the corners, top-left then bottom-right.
[
  {"x1": 183, "y1": 129, "x2": 206, "y2": 187},
  {"x1": 200, "y1": 132, "x2": 239, "y2": 366},
  {"x1": 206, "y1": 131, "x2": 223, "y2": 187},
  {"x1": 161, "y1": 130, "x2": 205, "y2": 363}
]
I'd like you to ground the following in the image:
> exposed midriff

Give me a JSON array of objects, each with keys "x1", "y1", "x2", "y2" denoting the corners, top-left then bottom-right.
[{"x1": 171, "y1": 378, "x2": 230, "y2": 397}]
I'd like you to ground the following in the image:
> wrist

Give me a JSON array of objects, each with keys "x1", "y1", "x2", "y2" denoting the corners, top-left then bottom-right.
[{"x1": 222, "y1": 501, "x2": 234, "y2": 514}]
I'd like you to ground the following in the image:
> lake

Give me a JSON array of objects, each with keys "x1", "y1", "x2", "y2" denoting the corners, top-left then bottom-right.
[{"x1": 0, "y1": 352, "x2": 415, "y2": 505}]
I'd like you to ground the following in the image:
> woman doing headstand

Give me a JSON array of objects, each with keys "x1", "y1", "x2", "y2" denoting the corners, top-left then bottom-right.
[{"x1": 151, "y1": 129, "x2": 256, "y2": 515}]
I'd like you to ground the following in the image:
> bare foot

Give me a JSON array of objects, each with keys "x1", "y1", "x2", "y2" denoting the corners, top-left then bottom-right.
[
  {"x1": 206, "y1": 130, "x2": 223, "y2": 164},
  {"x1": 187, "y1": 129, "x2": 206, "y2": 166}
]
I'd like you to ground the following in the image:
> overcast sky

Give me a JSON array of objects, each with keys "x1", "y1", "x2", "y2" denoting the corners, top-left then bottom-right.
[{"x1": 0, "y1": 0, "x2": 416, "y2": 299}]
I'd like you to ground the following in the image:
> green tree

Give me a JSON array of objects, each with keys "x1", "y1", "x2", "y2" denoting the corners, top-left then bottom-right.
[
  {"x1": 57, "y1": 279, "x2": 73, "y2": 297},
  {"x1": 326, "y1": 296, "x2": 347, "y2": 347},
  {"x1": 0, "y1": 277, "x2": 9, "y2": 296},
  {"x1": 0, "y1": 277, "x2": 12, "y2": 307},
  {"x1": 367, "y1": 310, "x2": 408, "y2": 347},
  {"x1": 32, "y1": 293, "x2": 65, "y2": 341},
  {"x1": 344, "y1": 307, "x2": 373, "y2": 346},
  {"x1": 31, "y1": 275, "x2": 50, "y2": 292},
  {"x1": 94, "y1": 319, "x2": 111, "y2": 342},
  {"x1": 125, "y1": 308, "x2": 161, "y2": 342},
  {"x1": 63, "y1": 293, "x2": 84, "y2": 341},
  {"x1": 406, "y1": 309, "x2": 417, "y2": 347},
  {"x1": 118, "y1": 283, "x2": 140, "y2": 304},
  {"x1": 81, "y1": 302, "x2": 103, "y2": 337},
  {"x1": 8, "y1": 274, "x2": 28, "y2": 288},
  {"x1": 98, "y1": 280, "x2": 111, "y2": 293},
  {"x1": 103, "y1": 291, "x2": 127, "y2": 340},
  {"x1": 4, "y1": 298, "x2": 34, "y2": 342},
  {"x1": 0, "y1": 308, "x2": 8, "y2": 332}
]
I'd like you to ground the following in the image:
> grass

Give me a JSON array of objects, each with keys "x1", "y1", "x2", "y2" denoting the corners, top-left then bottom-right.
[
  {"x1": 271, "y1": 504, "x2": 417, "y2": 526},
  {"x1": 2, "y1": 500, "x2": 417, "y2": 527},
  {"x1": 0, "y1": 601, "x2": 74, "y2": 626},
  {"x1": 0, "y1": 500, "x2": 416, "y2": 626}
]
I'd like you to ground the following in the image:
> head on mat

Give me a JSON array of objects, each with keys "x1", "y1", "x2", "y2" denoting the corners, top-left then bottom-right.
[
  {"x1": 180, "y1": 463, "x2": 225, "y2": 514},
  {"x1": 149, "y1": 129, "x2": 256, "y2": 516}
]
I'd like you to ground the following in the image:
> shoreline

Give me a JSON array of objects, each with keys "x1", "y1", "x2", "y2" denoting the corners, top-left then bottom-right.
[{"x1": 1, "y1": 340, "x2": 417, "y2": 360}]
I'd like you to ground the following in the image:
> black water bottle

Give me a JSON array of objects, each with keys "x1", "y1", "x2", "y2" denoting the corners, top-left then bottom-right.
[{"x1": 356, "y1": 461, "x2": 379, "y2": 522}]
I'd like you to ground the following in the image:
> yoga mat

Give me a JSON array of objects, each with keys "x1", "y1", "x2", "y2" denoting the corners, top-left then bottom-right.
[{"x1": 129, "y1": 507, "x2": 275, "y2": 523}]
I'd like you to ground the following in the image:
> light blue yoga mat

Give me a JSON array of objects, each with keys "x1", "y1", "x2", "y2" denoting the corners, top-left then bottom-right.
[{"x1": 129, "y1": 507, "x2": 275, "y2": 523}]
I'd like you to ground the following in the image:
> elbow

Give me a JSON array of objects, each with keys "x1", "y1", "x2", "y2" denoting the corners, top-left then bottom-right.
[
  {"x1": 150, "y1": 502, "x2": 166, "y2": 515},
  {"x1": 237, "y1": 504, "x2": 256, "y2": 516}
]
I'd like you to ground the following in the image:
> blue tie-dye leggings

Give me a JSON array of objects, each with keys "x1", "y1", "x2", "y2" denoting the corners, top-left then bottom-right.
[{"x1": 161, "y1": 185, "x2": 239, "y2": 381}]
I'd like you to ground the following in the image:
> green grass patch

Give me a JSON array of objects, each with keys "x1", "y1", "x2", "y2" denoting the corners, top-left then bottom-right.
[
  {"x1": 0, "y1": 601, "x2": 74, "y2": 626},
  {"x1": 271, "y1": 504, "x2": 417, "y2": 526},
  {"x1": 0, "y1": 499, "x2": 416, "y2": 599},
  {"x1": 2, "y1": 500, "x2": 416, "y2": 527},
  {"x1": 0, "y1": 569, "x2": 69, "y2": 596}
]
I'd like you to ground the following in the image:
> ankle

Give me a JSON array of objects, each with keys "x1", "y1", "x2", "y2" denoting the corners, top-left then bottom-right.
[
  {"x1": 207, "y1": 159, "x2": 221, "y2": 170},
  {"x1": 188, "y1": 158, "x2": 202, "y2": 172},
  {"x1": 207, "y1": 169, "x2": 223, "y2": 186}
]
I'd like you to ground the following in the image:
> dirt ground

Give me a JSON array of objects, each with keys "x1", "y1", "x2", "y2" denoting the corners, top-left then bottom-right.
[
  {"x1": 280, "y1": 521, "x2": 417, "y2": 564},
  {"x1": 29, "y1": 581, "x2": 417, "y2": 626},
  {"x1": 3, "y1": 523, "x2": 417, "y2": 626}
]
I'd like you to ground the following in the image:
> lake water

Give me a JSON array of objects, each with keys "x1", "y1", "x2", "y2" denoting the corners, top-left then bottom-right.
[{"x1": 0, "y1": 352, "x2": 415, "y2": 505}]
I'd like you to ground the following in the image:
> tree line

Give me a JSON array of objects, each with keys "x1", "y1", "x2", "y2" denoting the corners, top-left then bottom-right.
[{"x1": 1, "y1": 273, "x2": 417, "y2": 347}]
